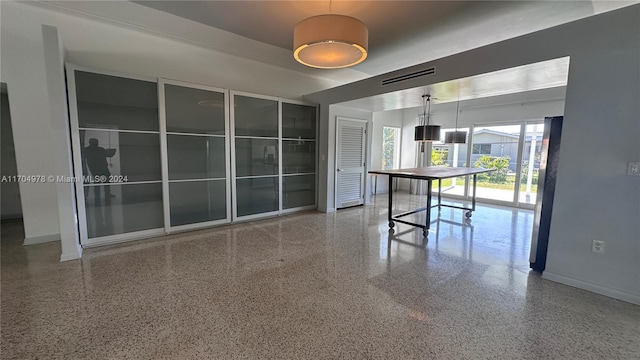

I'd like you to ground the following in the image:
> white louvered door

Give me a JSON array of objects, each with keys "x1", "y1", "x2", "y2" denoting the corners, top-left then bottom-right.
[{"x1": 336, "y1": 119, "x2": 367, "y2": 208}]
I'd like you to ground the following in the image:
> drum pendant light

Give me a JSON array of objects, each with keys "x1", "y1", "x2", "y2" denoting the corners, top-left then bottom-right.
[
  {"x1": 293, "y1": 14, "x2": 368, "y2": 69},
  {"x1": 414, "y1": 94, "x2": 440, "y2": 142},
  {"x1": 445, "y1": 100, "x2": 467, "y2": 144}
]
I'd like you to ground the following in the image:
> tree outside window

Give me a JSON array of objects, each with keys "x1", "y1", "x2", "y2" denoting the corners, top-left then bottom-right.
[
  {"x1": 432, "y1": 146, "x2": 449, "y2": 166},
  {"x1": 382, "y1": 126, "x2": 401, "y2": 170}
]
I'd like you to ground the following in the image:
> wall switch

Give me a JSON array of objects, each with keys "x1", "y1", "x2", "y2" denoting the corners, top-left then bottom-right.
[
  {"x1": 627, "y1": 162, "x2": 640, "y2": 176},
  {"x1": 592, "y1": 240, "x2": 605, "y2": 254}
]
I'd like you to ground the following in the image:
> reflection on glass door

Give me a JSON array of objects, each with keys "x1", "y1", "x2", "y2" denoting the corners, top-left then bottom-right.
[
  {"x1": 71, "y1": 69, "x2": 164, "y2": 243},
  {"x1": 519, "y1": 122, "x2": 544, "y2": 205},
  {"x1": 431, "y1": 128, "x2": 469, "y2": 196},
  {"x1": 471, "y1": 124, "x2": 521, "y2": 203},
  {"x1": 162, "y1": 81, "x2": 230, "y2": 229}
]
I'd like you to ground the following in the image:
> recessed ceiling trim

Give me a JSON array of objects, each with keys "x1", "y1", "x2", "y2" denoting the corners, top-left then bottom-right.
[{"x1": 381, "y1": 67, "x2": 436, "y2": 86}]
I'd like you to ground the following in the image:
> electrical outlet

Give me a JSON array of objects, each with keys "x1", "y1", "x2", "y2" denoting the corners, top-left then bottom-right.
[
  {"x1": 592, "y1": 240, "x2": 605, "y2": 254},
  {"x1": 628, "y1": 162, "x2": 640, "y2": 176}
]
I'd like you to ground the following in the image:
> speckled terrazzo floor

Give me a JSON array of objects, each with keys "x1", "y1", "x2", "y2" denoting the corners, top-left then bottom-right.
[{"x1": 2, "y1": 192, "x2": 639, "y2": 359}]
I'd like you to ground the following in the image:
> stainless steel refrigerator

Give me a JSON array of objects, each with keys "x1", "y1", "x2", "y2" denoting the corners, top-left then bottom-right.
[{"x1": 530, "y1": 116, "x2": 563, "y2": 272}]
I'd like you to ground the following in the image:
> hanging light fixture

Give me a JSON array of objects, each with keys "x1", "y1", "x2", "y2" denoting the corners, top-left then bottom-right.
[
  {"x1": 293, "y1": 1, "x2": 368, "y2": 69},
  {"x1": 414, "y1": 94, "x2": 440, "y2": 142},
  {"x1": 444, "y1": 100, "x2": 468, "y2": 144}
]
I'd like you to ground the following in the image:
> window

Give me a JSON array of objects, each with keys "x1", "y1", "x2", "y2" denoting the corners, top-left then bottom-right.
[
  {"x1": 471, "y1": 124, "x2": 521, "y2": 203},
  {"x1": 472, "y1": 143, "x2": 492, "y2": 155},
  {"x1": 432, "y1": 146, "x2": 449, "y2": 166},
  {"x1": 430, "y1": 128, "x2": 469, "y2": 196},
  {"x1": 381, "y1": 126, "x2": 401, "y2": 170}
]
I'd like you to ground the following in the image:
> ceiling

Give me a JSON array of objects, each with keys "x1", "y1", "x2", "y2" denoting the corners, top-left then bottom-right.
[
  {"x1": 336, "y1": 57, "x2": 571, "y2": 112},
  {"x1": 34, "y1": 1, "x2": 634, "y2": 109},
  {"x1": 133, "y1": 0, "x2": 633, "y2": 77}
]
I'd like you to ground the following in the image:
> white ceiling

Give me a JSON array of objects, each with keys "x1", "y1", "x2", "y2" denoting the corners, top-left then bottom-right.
[
  {"x1": 336, "y1": 57, "x2": 571, "y2": 112},
  {"x1": 33, "y1": 1, "x2": 635, "y2": 109},
  {"x1": 132, "y1": 0, "x2": 632, "y2": 77},
  {"x1": 128, "y1": 1, "x2": 632, "y2": 111}
]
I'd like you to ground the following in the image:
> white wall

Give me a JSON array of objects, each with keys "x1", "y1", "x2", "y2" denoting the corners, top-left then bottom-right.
[
  {"x1": 1, "y1": 4, "x2": 61, "y2": 242},
  {"x1": 41, "y1": 25, "x2": 82, "y2": 261},
  {"x1": 308, "y1": 6, "x2": 640, "y2": 303},
  {"x1": 3, "y1": 2, "x2": 335, "y2": 101},
  {"x1": 0, "y1": 1, "x2": 333, "y2": 247},
  {"x1": 370, "y1": 109, "x2": 404, "y2": 194}
]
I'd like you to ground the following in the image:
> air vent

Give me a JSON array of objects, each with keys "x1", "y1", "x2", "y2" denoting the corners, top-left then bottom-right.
[{"x1": 381, "y1": 67, "x2": 436, "y2": 86}]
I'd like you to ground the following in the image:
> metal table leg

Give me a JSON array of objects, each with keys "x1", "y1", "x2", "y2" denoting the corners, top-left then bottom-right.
[
  {"x1": 424, "y1": 180, "x2": 432, "y2": 235},
  {"x1": 388, "y1": 175, "x2": 394, "y2": 228},
  {"x1": 437, "y1": 178, "x2": 442, "y2": 212},
  {"x1": 465, "y1": 174, "x2": 477, "y2": 219},
  {"x1": 472, "y1": 174, "x2": 477, "y2": 211}
]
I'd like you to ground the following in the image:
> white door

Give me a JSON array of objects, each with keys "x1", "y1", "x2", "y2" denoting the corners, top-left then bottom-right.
[{"x1": 336, "y1": 118, "x2": 367, "y2": 208}]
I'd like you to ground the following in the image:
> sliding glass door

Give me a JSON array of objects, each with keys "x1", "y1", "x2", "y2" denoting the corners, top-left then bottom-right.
[
  {"x1": 231, "y1": 93, "x2": 280, "y2": 219},
  {"x1": 430, "y1": 122, "x2": 547, "y2": 209},
  {"x1": 431, "y1": 128, "x2": 470, "y2": 197},
  {"x1": 69, "y1": 69, "x2": 164, "y2": 245},
  {"x1": 470, "y1": 124, "x2": 521, "y2": 203},
  {"x1": 69, "y1": 66, "x2": 317, "y2": 247},
  {"x1": 161, "y1": 80, "x2": 231, "y2": 230},
  {"x1": 519, "y1": 121, "x2": 544, "y2": 206},
  {"x1": 282, "y1": 102, "x2": 317, "y2": 211}
]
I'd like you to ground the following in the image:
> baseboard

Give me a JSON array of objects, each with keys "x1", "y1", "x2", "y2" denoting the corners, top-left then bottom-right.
[
  {"x1": 23, "y1": 233, "x2": 60, "y2": 245},
  {"x1": 543, "y1": 271, "x2": 640, "y2": 305},
  {"x1": 326, "y1": 207, "x2": 336, "y2": 213},
  {"x1": 60, "y1": 251, "x2": 82, "y2": 262}
]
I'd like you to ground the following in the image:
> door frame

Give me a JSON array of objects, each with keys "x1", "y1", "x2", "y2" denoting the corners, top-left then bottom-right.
[{"x1": 334, "y1": 116, "x2": 368, "y2": 209}]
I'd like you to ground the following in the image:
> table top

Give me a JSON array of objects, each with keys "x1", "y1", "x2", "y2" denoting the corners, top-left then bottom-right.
[{"x1": 368, "y1": 167, "x2": 494, "y2": 180}]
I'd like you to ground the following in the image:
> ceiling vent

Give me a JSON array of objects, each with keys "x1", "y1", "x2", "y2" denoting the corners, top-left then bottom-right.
[{"x1": 381, "y1": 67, "x2": 436, "y2": 86}]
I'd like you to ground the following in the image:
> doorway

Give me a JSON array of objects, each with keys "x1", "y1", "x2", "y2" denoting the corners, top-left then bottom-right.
[{"x1": 1, "y1": 83, "x2": 23, "y2": 221}]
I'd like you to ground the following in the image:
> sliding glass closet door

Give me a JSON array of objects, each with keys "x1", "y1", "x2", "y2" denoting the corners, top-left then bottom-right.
[
  {"x1": 231, "y1": 93, "x2": 280, "y2": 220},
  {"x1": 160, "y1": 80, "x2": 231, "y2": 231},
  {"x1": 69, "y1": 67, "x2": 318, "y2": 246},
  {"x1": 281, "y1": 102, "x2": 317, "y2": 211},
  {"x1": 68, "y1": 68, "x2": 164, "y2": 245}
]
